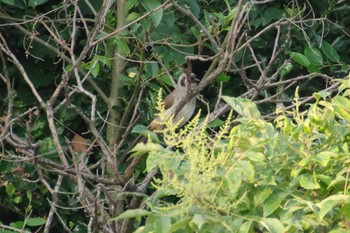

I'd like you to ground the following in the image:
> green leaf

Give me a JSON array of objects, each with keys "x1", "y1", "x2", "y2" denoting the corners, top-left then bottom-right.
[
  {"x1": 315, "y1": 151, "x2": 335, "y2": 167},
  {"x1": 130, "y1": 142, "x2": 164, "y2": 158},
  {"x1": 329, "y1": 229, "x2": 349, "y2": 233},
  {"x1": 216, "y1": 73, "x2": 231, "y2": 83},
  {"x1": 222, "y1": 96, "x2": 261, "y2": 119},
  {"x1": 341, "y1": 203, "x2": 350, "y2": 219},
  {"x1": 6, "y1": 182, "x2": 15, "y2": 197},
  {"x1": 279, "y1": 62, "x2": 293, "y2": 79},
  {"x1": 333, "y1": 95, "x2": 350, "y2": 109},
  {"x1": 208, "y1": 118, "x2": 224, "y2": 128},
  {"x1": 168, "y1": 218, "x2": 191, "y2": 232},
  {"x1": 26, "y1": 217, "x2": 46, "y2": 226},
  {"x1": 259, "y1": 218, "x2": 284, "y2": 233},
  {"x1": 155, "y1": 216, "x2": 171, "y2": 233},
  {"x1": 332, "y1": 96, "x2": 350, "y2": 121},
  {"x1": 132, "y1": 124, "x2": 159, "y2": 143},
  {"x1": 262, "y1": 8, "x2": 284, "y2": 25},
  {"x1": 91, "y1": 62, "x2": 100, "y2": 78},
  {"x1": 192, "y1": 214, "x2": 205, "y2": 229},
  {"x1": 304, "y1": 46, "x2": 323, "y2": 66},
  {"x1": 146, "y1": 150, "x2": 169, "y2": 171},
  {"x1": 127, "y1": 12, "x2": 141, "y2": 22},
  {"x1": 317, "y1": 195, "x2": 350, "y2": 221},
  {"x1": 223, "y1": 167, "x2": 242, "y2": 197},
  {"x1": 27, "y1": 0, "x2": 47, "y2": 8},
  {"x1": 238, "y1": 220, "x2": 253, "y2": 233},
  {"x1": 141, "y1": 0, "x2": 163, "y2": 27},
  {"x1": 299, "y1": 173, "x2": 320, "y2": 189},
  {"x1": 237, "y1": 160, "x2": 255, "y2": 182},
  {"x1": 182, "y1": 0, "x2": 200, "y2": 18},
  {"x1": 263, "y1": 192, "x2": 285, "y2": 217},
  {"x1": 290, "y1": 52, "x2": 311, "y2": 67},
  {"x1": 321, "y1": 41, "x2": 340, "y2": 63},
  {"x1": 254, "y1": 188, "x2": 273, "y2": 207},
  {"x1": 1, "y1": 0, "x2": 14, "y2": 5},
  {"x1": 115, "y1": 38, "x2": 130, "y2": 56},
  {"x1": 313, "y1": 90, "x2": 330, "y2": 101},
  {"x1": 112, "y1": 209, "x2": 151, "y2": 221}
]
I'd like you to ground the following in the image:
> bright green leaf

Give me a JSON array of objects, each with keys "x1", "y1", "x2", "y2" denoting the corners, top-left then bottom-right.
[
  {"x1": 315, "y1": 151, "x2": 335, "y2": 167},
  {"x1": 238, "y1": 220, "x2": 253, "y2": 233},
  {"x1": 130, "y1": 142, "x2": 164, "y2": 158},
  {"x1": 192, "y1": 214, "x2": 205, "y2": 229},
  {"x1": 222, "y1": 96, "x2": 261, "y2": 119},
  {"x1": 237, "y1": 160, "x2": 255, "y2": 182},
  {"x1": 329, "y1": 229, "x2": 349, "y2": 233},
  {"x1": 146, "y1": 150, "x2": 170, "y2": 171},
  {"x1": 223, "y1": 167, "x2": 242, "y2": 196},
  {"x1": 260, "y1": 218, "x2": 285, "y2": 233},
  {"x1": 155, "y1": 216, "x2": 171, "y2": 233},
  {"x1": 112, "y1": 209, "x2": 151, "y2": 221},
  {"x1": 263, "y1": 192, "x2": 285, "y2": 217},
  {"x1": 317, "y1": 195, "x2": 350, "y2": 221},
  {"x1": 168, "y1": 218, "x2": 191, "y2": 232},
  {"x1": 254, "y1": 188, "x2": 273, "y2": 207},
  {"x1": 299, "y1": 174, "x2": 320, "y2": 189},
  {"x1": 216, "y1": 73, "x2": 231, "y2": 83}
]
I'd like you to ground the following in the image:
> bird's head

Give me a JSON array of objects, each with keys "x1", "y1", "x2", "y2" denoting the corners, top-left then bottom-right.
[{"x1": 178, "y1": 73, "x2": 199, "y2": 91}]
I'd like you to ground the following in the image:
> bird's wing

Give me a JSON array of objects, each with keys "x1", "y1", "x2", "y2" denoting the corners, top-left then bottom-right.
[{"x1": 164, "y1": 92, "x2": 175, "y2": 110}]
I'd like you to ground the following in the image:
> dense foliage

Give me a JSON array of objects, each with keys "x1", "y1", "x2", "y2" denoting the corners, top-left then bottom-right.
[
  {"x1": 0, "y1": 0, "x2": 349, "y2": 232},
  {"x1": 125, "y1": 83, "x2": 350, "y2": 232}
]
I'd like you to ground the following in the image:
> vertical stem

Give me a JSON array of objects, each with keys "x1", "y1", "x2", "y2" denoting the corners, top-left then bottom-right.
[
  {"x1": 107, "y1": 0, "x2": 127, "y2": 149},
  {"x1": 106, "y1": 1, "x2": 128, "y2": 232}
]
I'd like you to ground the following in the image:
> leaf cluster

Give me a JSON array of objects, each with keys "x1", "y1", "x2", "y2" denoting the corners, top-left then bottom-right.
[{"x1": 125, "y1": 82, "x2": 350, "y2": 233}]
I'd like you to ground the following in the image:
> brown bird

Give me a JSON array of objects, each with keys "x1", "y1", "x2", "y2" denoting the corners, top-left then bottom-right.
[
  {"x1": 122, "y1": 72, "x2": 199, "y2": 164},
  {"x1": 149, "y1": 72, "x2": 199, "y2": 131}
]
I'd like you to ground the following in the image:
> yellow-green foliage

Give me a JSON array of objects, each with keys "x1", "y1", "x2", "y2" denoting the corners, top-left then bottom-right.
[{"x1": 131, "y1": 83, "x2": 350, "y2": 233}]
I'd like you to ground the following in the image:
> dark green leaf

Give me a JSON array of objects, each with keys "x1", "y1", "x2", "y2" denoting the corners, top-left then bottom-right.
[
  {"x1": 304, "y1": 46, "x2": 323, "y2": 66},
  {"x1": 321, "y1": 41, "x2": 340, "y2": 63},
  {"x1": 27, "y1": 0, "x2": 48, "y2": 8},
  {"x1": 141, "y1": 0, "x2": 163, "y2": 27},
  {"x1": 290, "y1": 52, "x2": 311, "y2": 67}
]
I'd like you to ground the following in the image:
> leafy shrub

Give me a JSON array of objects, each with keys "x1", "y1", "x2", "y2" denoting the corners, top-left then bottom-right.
[{"x1": 119, "y1": 82, "x2": 350, "y2": 233}]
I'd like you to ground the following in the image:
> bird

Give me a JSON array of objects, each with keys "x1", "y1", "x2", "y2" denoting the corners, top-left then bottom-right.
[
  {"x1": 122, "y1": 72, "x2": 199, "y2": 164},
  {"x1": 148, "y1": 72, "x2": 199, "y2": 131}
]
